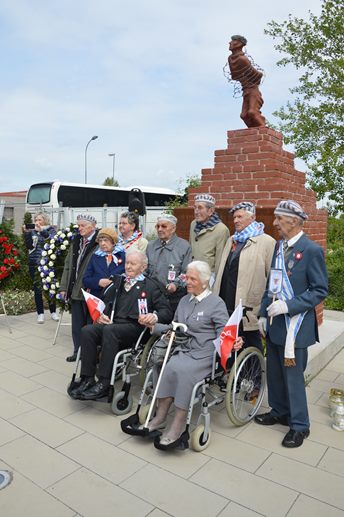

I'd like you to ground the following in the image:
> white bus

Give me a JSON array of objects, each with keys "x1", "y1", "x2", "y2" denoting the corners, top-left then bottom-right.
[{"x1": 26, "y1": 181, "x2": 177, "y2": 234}]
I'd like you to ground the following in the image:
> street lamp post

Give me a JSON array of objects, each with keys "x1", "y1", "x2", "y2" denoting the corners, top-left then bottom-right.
[
  {"x1": 108, "y1": 153, "x2": 116, "y2": 184},
  {"x1": 84, "y1": 135, "x2": 98, "y2": 184}
]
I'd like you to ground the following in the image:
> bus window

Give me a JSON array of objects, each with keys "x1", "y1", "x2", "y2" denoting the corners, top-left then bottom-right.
[
  {"x1": 144, "y1": 192, "x2": 173, "y2": 206},
  {"x1": 27, "y1": 184, "x2": 52, "y2": 204},
  {"x1": 58, "y1": 186, "x2": 87, "y2": 207}
]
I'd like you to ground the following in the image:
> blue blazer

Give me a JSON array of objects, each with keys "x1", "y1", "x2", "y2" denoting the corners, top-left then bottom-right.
[
  {"x1": 83, "y1": 251, "x2": 125, "y2": 297},
  {"x1": 260, "y1": 234, "x2": 328, "y2": 348}
]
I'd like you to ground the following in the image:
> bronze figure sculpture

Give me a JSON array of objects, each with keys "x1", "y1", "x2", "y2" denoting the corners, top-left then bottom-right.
[{"x1": 227, "y1": 35, "x2": 266, "y2": 128}]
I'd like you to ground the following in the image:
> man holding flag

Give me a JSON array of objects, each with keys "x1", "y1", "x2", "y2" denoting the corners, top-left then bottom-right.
[
  {"x1": 69, "y1": 249, "x2": 172, "y2": 400},
  {"x1": 256, "y1": 200, "x2": 328, "y2": 448}
]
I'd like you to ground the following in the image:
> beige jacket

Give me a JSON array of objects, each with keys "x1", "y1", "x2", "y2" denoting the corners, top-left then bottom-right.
[
  {"x1": 189, "y1": 220, "x2": 230, "y2": 275},
  {"x1": 213, "y1": 233, "x2": 276, "y2": 330}
]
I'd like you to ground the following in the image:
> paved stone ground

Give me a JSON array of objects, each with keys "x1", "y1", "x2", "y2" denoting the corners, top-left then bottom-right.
[{"x1": 0, "y1": 311, "x2": 344, "y2": 517}]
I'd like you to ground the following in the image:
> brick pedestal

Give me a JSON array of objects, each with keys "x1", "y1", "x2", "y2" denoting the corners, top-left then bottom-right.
[{"x1": 175, "y1": 126, "x2": 327, "y2": 323}]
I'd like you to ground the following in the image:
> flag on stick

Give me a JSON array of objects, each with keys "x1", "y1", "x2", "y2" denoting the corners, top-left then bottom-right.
[
  {"x1": 214, "y1": 301, "x2": 243, "y2": 371},
  {"x1": 81, "y1": 289, "x2": 106, "y2": 322}
]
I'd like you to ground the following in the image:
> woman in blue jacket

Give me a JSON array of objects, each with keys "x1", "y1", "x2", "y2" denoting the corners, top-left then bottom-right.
[
  {"x1": 23, "y1": 212, "x2": 59, "y2": 324},
  {"x1": 83, "y1": 228, "x2": 125, "y2": 298}
]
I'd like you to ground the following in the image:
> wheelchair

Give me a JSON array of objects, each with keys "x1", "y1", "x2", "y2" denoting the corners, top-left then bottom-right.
[{"x1": 120, "y1": 321, "x2": 266, "y2": 451}]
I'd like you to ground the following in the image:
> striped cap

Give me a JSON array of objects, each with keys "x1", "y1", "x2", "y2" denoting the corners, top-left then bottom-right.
[
  {"x1": 194, "y1": 194, "x2": 216, "y2": 206},
  {"x1": 229, "y1": 201, "x2": 256, "y2": 215},
  {"x1": 274, "y1": 200, "x2": 308, "y2": 220}
]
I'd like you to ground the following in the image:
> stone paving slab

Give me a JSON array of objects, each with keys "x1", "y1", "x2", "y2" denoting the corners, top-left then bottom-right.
[{"x1": 0, "y1": 311, "x2": 343, "y2": 517}]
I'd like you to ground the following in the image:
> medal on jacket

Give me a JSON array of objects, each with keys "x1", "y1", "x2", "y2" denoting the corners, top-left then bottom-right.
[{"x1": 288, "y1": 259, "x2": 294, "y2": 269}]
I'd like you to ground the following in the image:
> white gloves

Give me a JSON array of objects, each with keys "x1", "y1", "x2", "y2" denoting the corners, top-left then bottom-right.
[
  {"x1": 258, "y1": 317, "x2": 267, "y2": 337},
  {"x1": 267, "y1": 300, "x2": 288, "y2": 318}
]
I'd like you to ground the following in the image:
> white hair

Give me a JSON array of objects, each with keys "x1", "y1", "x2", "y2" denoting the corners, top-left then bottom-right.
[
  {"x1": 186, "y1": 260, "x2": 211, "y2": 284},
  {"x1": 125, "y1": 248, "x2": 148, "y2": 267}
]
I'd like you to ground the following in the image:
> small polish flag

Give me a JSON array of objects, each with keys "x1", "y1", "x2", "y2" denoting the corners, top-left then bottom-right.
[
  {"x1": 82, "y1": 289, "x2": 106, "y2": 322},
  {"x1": 214, "y1": 301, "x2": 243, "y2": 371}
]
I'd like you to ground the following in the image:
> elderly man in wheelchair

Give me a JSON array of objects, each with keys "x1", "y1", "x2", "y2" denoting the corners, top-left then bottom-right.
[
  {"x1": 121, "y1": 260, "x2": 266, "y2": 451},
  {"x1": 68, "y1": 249, "x2": 172, "y2": 401}
]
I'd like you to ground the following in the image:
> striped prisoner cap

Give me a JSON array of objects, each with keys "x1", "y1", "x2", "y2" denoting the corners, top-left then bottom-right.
[
  {"x1": 274, "y1": 200, "x2": 308, "y2": 220},
  {"x1": 229, "y1": 201, "x2": 256, "y2": 215}
]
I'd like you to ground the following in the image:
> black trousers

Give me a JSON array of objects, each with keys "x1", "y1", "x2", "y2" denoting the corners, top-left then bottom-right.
[
  {"x1": 71, "y1": 299, "x2": 91, "y2": 354},
  {"x1": 80, "y1": 321, "x2": 142, "y2": 380}
]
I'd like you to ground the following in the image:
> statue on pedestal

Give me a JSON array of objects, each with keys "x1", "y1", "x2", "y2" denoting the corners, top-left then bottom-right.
[{"x1": 226, "y1": 35, "x2": 266, "y2": 128}]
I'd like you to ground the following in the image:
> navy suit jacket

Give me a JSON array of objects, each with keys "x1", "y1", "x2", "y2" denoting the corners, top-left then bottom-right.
[
  {"x1": 260, "y1": 234, "x2": 328, "y2": 348},
  {"x1": 83, "y1": 251, "x2": 125, "y2": 297}
]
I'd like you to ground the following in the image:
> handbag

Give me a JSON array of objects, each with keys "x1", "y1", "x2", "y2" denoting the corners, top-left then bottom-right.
[{"x1": 149, "y1": 329, "x2": 191, "y2": 367}]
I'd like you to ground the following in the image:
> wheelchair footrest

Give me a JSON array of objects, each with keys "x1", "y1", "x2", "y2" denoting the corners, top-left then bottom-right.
[{"x1": 120, "y1": 414, "x2": 162, "y2": 438}]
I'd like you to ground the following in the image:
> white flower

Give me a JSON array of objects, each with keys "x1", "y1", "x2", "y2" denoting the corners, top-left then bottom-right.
[
  {"x1": 51, "y1": 254, "x2": 56, "y2": 260},
  {"x1": 60, "y1": 245, "x2": 66, "y2": 251},
  {"x1": 50, "y1": 239, "x2": 55, "y2": 244},
  {"x1": 40, "y1": 259, "x2": 46, "y2": 265},
  {"x1": 57, "y1": 230, "x2": 62, "y2": 235},
  {"x1": 47, "y1": 249, "x2": 52, "y2": 255},
  {"x1": 42, "y1": 251, "x2": 47, "y2": 257},
  {"x1": 40, "y1": 272, "x2": 45, "y2": 277},
  {"x1": 67, "y1": 232, "x2": 72, "y2": 237},
  {"x1": 43, "y1": 265, "x2": 48, "y2": 271},
  {"x1": 43, "y1": 285, "x2": 49, "y2": 290},
  {"x1": 46, "y1": 277, "x2": 51, "y2": 283},
  {"x1": 63, "y1": 240, "x2": 69, "y2": 246},
  {"x1": 48, "y1": 261, "x2": 54, "y2": 267},
  {"x1": 50, "y1": 284, "x2": 56, "y2": 290},
  {"x1": 49, "y1": 271, "x2": 55, "y2": 278},
  {"x1": 56, "y1": 281, "x2": 60, "y2": 288},
  {"x1": 50, "y1": 244, "x2": 55, "y2": 250},
  {"x1": 60, "y1": 233, "x2": 66, "y2": 239},
  {"x1": 49, "y1": 289, "x2": 55, "y2": 294}
]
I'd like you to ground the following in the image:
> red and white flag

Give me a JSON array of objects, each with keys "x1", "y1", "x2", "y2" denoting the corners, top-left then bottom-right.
[
  {"x1": 81, "y1": 289, "x2": 106, "y2": 322},
  {"x1": 214, "y1": 301, "x2": 243, "y2": 371}
]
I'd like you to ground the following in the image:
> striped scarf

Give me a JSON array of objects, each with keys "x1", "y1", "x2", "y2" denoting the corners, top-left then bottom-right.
[
  {"x1": 118, "y1": 230, "x2": 142, "y2": 249},
  {"x1": 194, "y1": 212, "x2": 221, "y2": 235},
  {"x1": 122, "y1": 273, "x2": 145, "y2": 288},
  {"x1": 275, "y1": 240, "x2": 307, "y2": 366},
  {"x1": 232, "y1": 221, "x2": 264, "y2": 243},
  {"x1": 94, "y1": 244, "x2": 125, "y2": 266}
]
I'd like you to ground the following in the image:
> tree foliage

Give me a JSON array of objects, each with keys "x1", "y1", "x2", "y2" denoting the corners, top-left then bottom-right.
[
  {"x1": 165, "y1": 174, "x2": 201, "y2": 212},
  {"x1": 265, "y1": 0, "x2": 344, "y2": 210},
  {"x1": 103, "y1": 177, "x2": 120, "y2": 187}
]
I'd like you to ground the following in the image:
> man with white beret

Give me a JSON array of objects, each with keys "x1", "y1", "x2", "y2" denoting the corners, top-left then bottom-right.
[
  {"x1": 59, "y1": 214, "x2": 99, "y2": 361},
  {"x1": 255, "y1": 200, "x2": 328, "y2": 448},
  {"x1": 190, "y1": 194, "x2": 229, "y2": 284},
  {"x1": 213, "y1": 201, "x2": 275, "y2": 351},
  {"x1": 146, "y1": 213, "x2": 192, "y2": 312}
]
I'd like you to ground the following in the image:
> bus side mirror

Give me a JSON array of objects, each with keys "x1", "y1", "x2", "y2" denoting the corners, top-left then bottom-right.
[{"x1": 128, "y1": 188, "x2": 146, "y2": 216}]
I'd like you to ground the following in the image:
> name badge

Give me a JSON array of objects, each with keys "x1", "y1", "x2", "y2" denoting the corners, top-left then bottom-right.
[
  {"x1": 168, "y1": 270, "x2": 176, "y2": 281},
  {"x1": 268, "y1": 268, "x2": 283, "y2": 297},
  {"x1": 138, "y1": 298, "x2": 148, "y2": 315}
]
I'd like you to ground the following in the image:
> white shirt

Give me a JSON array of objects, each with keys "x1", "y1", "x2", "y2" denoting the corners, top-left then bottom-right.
[
  {"x1": 286, "y1": 230, "x2": 304, "y2": 248},
  {"x1": 190, "y1": 288, "x2": 211, "y2": 303}
]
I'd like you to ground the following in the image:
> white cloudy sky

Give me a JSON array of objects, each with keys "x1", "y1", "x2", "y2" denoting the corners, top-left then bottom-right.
[{"x1": 0, "y1": 0, "x2": 321, "y2": 193}]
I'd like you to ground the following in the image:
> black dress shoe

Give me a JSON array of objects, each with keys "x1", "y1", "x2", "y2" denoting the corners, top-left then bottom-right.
[
  {"x1": 282, "y1": 428, "x2": 310, "y2": 448},
  {"x1": 254, "y1": 412, "x2": 289, "y2": 426},
  {"x1": 69, "y1": 378, "x2": 95, "y2": 399},
  {"x1": 66, "y1": 353, "x2": 77, "y2": 362},
  {"x1": 79, "y1": 381, "x2": 110, "y2": 400}
]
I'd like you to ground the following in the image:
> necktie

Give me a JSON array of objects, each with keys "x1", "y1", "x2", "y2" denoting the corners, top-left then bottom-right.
[
  {"x1": 283, "y1": 241, "x2": 293, "y2": 261},
  {"x1": 161, "y1": 240, "x2": 167, "y2": 247},
  {"x1": 107, "y1": 254, "x2": 113, "y2": 265}
]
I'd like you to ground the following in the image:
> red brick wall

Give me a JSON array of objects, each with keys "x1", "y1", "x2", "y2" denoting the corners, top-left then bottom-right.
[{"x1": 175, "y1": 127, "x2": 327, "y2": 323}]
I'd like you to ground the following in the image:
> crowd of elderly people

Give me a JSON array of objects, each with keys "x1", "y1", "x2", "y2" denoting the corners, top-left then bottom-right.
[{"x1": 27, "y1": 194, "x2": 327, "y2": 451}]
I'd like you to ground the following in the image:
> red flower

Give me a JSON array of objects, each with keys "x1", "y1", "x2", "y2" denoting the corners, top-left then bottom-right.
[
  {"x1": 141, "y1": 291, "x2": 147, "y2": 298},
  {"x1": 295, "y1": 252, "x2": 302, "y2": 260}
]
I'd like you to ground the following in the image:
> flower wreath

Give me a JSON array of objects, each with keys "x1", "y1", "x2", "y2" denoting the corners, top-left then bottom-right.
[
  {"x1": 0, "y1": 229, "x2": 21, "y2": 282},
  {"x1": 39, "y1": 224, "x2": 79, "y2": 307}
]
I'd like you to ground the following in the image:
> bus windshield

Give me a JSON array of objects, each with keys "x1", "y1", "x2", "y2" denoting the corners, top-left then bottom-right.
[{"x1": 27, "y1": 183, "x2": 52, "y2": 204}]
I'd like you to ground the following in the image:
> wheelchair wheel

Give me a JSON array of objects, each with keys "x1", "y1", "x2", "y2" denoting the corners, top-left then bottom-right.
[
  {"x1": 111, "y1": 391, "x2": 133, "y2": 416},
  {"x1": 225, "y1": 346, "x2": 266, "y2": 426},
  {"x1": 190, "y1": 424, "x2": 211, "y2": 452},
  {"x1": 139, "y1": 336, "x2": 157, "y2": 385}
]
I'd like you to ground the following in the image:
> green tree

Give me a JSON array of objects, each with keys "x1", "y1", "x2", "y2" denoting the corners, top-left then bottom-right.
[
  {"x1": 265, "y1": 0, "x2": 344, "y2": 210},
  {"x1": 103, "y1": 177, "x2": 119, "y2": 187},
  {"x1": 165, "y1": 174, "x2": 201, "y2": 212}
]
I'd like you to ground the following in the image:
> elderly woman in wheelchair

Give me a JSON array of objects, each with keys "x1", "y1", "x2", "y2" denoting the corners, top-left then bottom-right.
[{"x1": 122, "y1": 260, "x2": 244, "y2": 450}]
